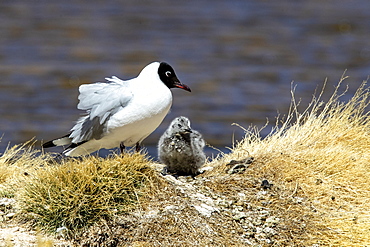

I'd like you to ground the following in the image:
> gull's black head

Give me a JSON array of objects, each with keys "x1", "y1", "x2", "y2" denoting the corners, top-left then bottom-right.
[{"x1": 158, "y1": 62, "x2": 191, "y2": 92}]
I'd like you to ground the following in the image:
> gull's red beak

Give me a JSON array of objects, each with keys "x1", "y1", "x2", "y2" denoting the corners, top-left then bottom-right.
[{"x1": 173, "y1": 80, "x2": 191, "y2": 92}]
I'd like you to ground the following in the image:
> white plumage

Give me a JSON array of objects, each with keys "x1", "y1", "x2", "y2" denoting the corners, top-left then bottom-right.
[
  {"x1": 158, "y1": 116, "x2": 206, "y2": 176},
  {"x1": 43, "y1": 62, "x2": 191, "y2": 156}
]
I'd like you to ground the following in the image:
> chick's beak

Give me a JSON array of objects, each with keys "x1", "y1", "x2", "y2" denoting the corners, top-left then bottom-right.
[{"x1": 184, "y1": 128, "x2": 193, "y2": 134}]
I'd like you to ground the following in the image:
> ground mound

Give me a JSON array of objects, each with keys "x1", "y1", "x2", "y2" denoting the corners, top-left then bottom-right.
[{"x1": 0, "y1": 76, "x2": 369, "y2": 246}]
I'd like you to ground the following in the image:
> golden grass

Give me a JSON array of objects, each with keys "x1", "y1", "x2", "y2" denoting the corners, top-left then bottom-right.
[
  {"x1": 0, "y1": 141, "x2": 48, "y2": 198},
  {"x1": 207, "y1": 75, "x2": 370, "y2": 246},
  {"x1": 0, "y1": 147, "x2": 163, "y2": 239}
]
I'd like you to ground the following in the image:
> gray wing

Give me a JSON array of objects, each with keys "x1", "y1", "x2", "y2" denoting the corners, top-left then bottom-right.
[
  {"x1": 190, "y1": 131, "x2": 205, "y2": 150},
  {"x1": 78, "y1": 76, "x2": 133, "y2": 124},
  {"x1": 69, "y1": 76, "x2": 133, "y2": 143},
  {"x1": 190, "y1": 130, "x2": 206, "y2": 163}
]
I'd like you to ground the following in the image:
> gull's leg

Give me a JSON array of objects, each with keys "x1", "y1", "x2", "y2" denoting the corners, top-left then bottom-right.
[
  {"x1": 120, "y1": 142, "x2": 125, "y2": 154},
  {"x1": 135, "y1": 143, "x2": 141, "y2": 152}
]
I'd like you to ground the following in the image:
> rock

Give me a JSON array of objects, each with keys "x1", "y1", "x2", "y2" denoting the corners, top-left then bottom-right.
[
  {"x1": 5, "y1": 212, "x2": 15, "y2": 219},
  {"x1": 194, "y1": 203, "x2": 218, "y2": 217},
  {"x1": 261, "y1": 179, "x2": 273, "y2": 189},
  {"x1": 163, "y1": 205, "x2": 177, "y2": 212},
  {"x1": 144, "y1": 210, "x2": 160, "y2": 218},
  {"x1": 265, "y1": 216, "x2": 280, "y2": 226},
  {"x1": 233, "y1": 211, "x2": 247, "y2": 221},
  {"x1": 227, "y1": 164, "x2": 247, "y2": 174},
  {"x1": 56, "y1": 226, "x2": 68, "y2": 238},
  {"x1": 225, "y1": 157, "x2": 254, "y2": 174},
  {"x1": 0, "y1": 198, "x2": 16, "y2": 208},
  {"x1": 191, "y1": 193, "x2": 214, "y2": 205},
  {"x1": 225, "y1": 157, "x2": 254, "y2": 166},
  {"x1": 263, "y1": 227, "x2": 277, "y2": 236},
  {"x1": 256, "y1": 190, "x2": 268, "y2": 200},
  {"x1": 199, "y1": 166, "x2": 213, "y2": 173},
  {"x1": 293, "y1": 197, "x2": 305, "y2": 204}
]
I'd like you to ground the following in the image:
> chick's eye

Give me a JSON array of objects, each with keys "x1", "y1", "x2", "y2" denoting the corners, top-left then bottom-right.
[{"x1": 165, "y1": 71, "x2": 172, "y2": 77}]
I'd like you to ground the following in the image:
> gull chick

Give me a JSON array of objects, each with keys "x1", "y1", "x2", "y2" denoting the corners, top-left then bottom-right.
[
  {"x1": 43, "y1": 62, "x2": 191, "y2": 156},
  {"x1": 158, "y1": 116, "x2": 206, "y2": 176}
]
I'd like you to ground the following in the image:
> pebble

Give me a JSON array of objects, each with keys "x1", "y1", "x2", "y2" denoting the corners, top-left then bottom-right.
[
  {"x1": 194, "y1": 203, "x2": 218, "y2": 217},
  {"x1": 5, "y1": 212, "x2": 15, "y2": 218},
  {"x1": 266, "y1": 216, "x2": 280, "y2": 225},
  {"x1": 0, "y1": 198, "x2": 15, "y2": 207},
  {"x1": 233, "y1": 211, "x2": 247, "y2": 221}
]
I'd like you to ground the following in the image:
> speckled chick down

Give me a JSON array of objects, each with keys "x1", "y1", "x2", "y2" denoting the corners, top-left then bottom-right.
[{"x1": 158, "y1": 116, "x2": 206, "y2": 176}]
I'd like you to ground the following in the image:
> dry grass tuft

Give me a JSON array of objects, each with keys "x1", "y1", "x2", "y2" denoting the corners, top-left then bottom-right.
[
  {"x1": 207, "y1": 75, "x2": 370, "y2": 245},
  {"x1": 0, "y1": 140, "x2": 51, "y2": 198},
  {"x1": 0, "y1": 147, "x2": 162, "y2": 239},
  {"x1": 19, "y1": 153, "x2": 162, "y2": 237}
]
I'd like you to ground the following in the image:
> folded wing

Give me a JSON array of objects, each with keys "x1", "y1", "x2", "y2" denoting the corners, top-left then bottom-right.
[
  {"x1": 70, "y1": 76, "x2": 133, "y2": 143},
  {"x1": 78, "y1": 76, "x2": 133, "y2": 124}
]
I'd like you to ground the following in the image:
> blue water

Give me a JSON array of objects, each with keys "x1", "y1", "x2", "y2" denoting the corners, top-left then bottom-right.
[{"x1": 0, "y1": 0, "x2": 369, "y2": 159}]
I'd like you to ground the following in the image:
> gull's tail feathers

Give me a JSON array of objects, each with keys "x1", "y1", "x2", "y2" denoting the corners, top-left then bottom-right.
[{"x1": 42, "y1": 134, "x2": 72, "y2": 148}]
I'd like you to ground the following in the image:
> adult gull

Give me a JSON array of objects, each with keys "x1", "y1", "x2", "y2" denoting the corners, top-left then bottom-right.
[{"x1": 43, "y1": 62, "x2": 191, "y2": 156}]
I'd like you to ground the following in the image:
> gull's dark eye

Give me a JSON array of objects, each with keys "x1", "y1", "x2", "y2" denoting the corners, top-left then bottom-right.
[{"x1": 165, "y1": 71, "x2": 172, "y2": 77}]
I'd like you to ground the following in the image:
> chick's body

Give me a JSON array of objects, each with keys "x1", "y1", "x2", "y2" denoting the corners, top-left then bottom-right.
[{"x1": 158, "y1": 116, "x2": 206, "y2": 176}]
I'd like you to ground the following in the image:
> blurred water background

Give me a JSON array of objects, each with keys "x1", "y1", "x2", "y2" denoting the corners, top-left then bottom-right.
[{"x1": 0, "y1": 0, "x2": 369, "y2": 159}]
